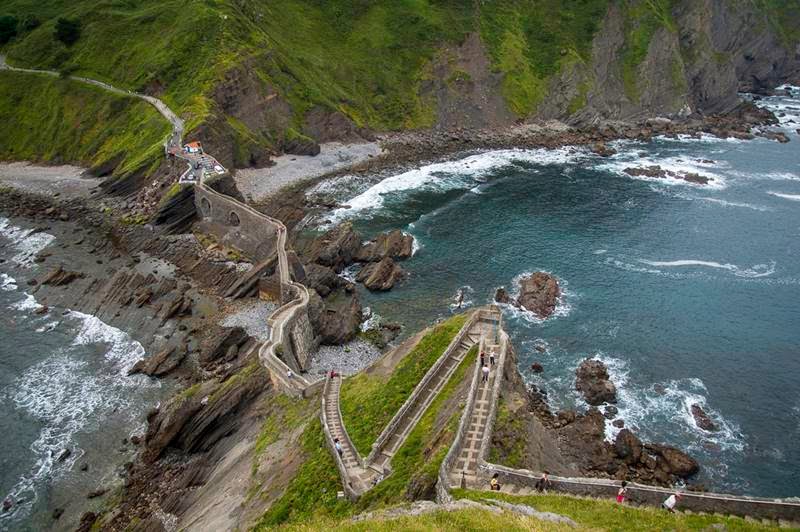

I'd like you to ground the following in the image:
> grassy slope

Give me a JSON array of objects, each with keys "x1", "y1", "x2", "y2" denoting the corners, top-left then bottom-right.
[
  {"x1": 0, "y1": 70, "x2": 169, "y2": 174},
  {"x1": 339, "y1": 313, "x2": 467, "y2": 456},
  {"x1": 253, "y1": 343, "x2": 476, "y2": 529},
  {"x1": 454, "y1": 490, "x2": 781, "y2": 531}
]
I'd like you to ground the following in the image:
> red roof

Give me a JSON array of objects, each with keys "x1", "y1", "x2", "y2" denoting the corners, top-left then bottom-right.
[{"x1": 185, "y1": 141, "x2": 202, "y2": 149}]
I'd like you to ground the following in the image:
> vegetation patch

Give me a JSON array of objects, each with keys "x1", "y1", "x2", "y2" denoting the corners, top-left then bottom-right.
[
  {"x1": 453, "y1": 489, "x2": 776, "y2": 531},
  {"x1": 619, "y1": 0, "x2": 676, "y2": 102},
  {"x1": 487, "y1": 397, "x2": 529, "y2": 469},
  {"x1": 340, "y1": 313, "x2": 467, "y2": 455},
  {"x1": 0, "y1": 71, "x2": 169, "y2": 175}
]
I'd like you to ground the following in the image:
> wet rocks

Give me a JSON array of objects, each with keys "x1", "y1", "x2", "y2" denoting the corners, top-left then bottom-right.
[
  {"x1": 495, "y1": 272, "x2": 561, "y2": 318},
  {"x1": 647, "y1": 443, "x2": 700, "y2": 477},
  {"x1": 355, "y1": 229, "x2": 414, "y2": 262},
  {"x1": 307, "y1": 289, "x2": 362, "y2": 345},
  {"x1": 623, "y1": 165, "x2": 711, "y2": 185},
  {"x1": 614, "y1": 429, "x2": 643, "y2": 465},
  {"x1": 356, "y1": 257, "x2": 406, "y2": 291},
  {"x1": 306, "y1": 222, "x2": 362, "y2": 273},
  {"x1": 87, "y1": 488, "x2": 108, "y2": 499},
  {"x1": 575, "y1": 359, "x2": 617, "y2": 406},
  {"x1": 691, "y1": 403, "x2": 718, "y2": 432},
  {"x1": 762, "y1": 130, "x2": 790, "y2": 143},
  {"x1": 40, "y1": 266, "x2": 85, "y2": 286},
  {"x1": 198, "y1": 326, "x2": 250, "y2": 368},
  {"x1": 56, "y1": 448, "x2": 72, "y2": 463},
  {"x1": 591, "y1": 142, "x2": 617, "y2": 157},
  {"x1": 518, "y1": 272, "x2": 560, "y2": 318},
  {"x1": 530, "y1": 362, "x2": 544, "y2": 373}
]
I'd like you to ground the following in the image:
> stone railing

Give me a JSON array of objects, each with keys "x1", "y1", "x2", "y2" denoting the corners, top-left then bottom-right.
[
  {"x1": 364, "y1": 310, "x2": 481, "y2": 468},
  {"x1": 476, "y1": 328, "x2": 508, "y2": 465},
  {"x1": 320, "y1": 377, "x2": 360, "y2": 500},
  {"x1": 436, "y1": 334, "x2": 485, "y2": 504}
]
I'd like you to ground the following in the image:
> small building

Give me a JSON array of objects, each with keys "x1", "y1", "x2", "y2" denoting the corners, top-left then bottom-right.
[{"x1": 183, "y1": 141, "x2": 203, "y2": 154}]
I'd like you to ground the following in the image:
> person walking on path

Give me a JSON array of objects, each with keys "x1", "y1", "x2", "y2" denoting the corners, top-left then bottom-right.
[
  {"x1": 480, "y1": 351, "x2": 485, "y2": 367},
  {"x1": 662, "y1": 492, "x2": 682, "y2": 513},
  {"x1": 482, "y1": 364, "x2": 490, "y2": 383},
  {"x1": 334, "y1": 438, "x2": 343, "y2": 458},
  {"x1": 489, "y1": 351, "x2": 496, "y2": 366},
  {"x1": 490, "y1": 473, "x2": 501, "y2": 491},
  {"x1": 616, "y1": 481, "x2": 628, "y2": 504},
  {"x1": 535, "y1": 471, "x2": 551, "y2": 492}
]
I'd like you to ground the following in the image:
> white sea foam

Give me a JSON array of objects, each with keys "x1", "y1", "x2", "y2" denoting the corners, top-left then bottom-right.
[
  {"x1": 598, "y1": 154, "x2": 726, "y2": 190},
  {"x1": 593, "y1": 249, "x2": 608, "y2": 255},
  {"x1": 1, "y1": 272, "x2": 17, "y2": 291},
  {"x1": 338, "y1": 264, "x2": 359, "y2": 284},
  {"x1": 405, "y1": 231, "x2": 421, "y2": 256},
  {"x1": 728, "y1": 170, "x2": 800, "y2": 182},
  {"x1": 0, "y1": 217, "x2": 55, "y2": 266},
  {"x1": 767, "y1": 191, "x2": 800, "y2": 202},
  {"x1": 10, "y1": 293, "x2": 42, "y2": 311},
  {"x1": 592, "y1": 355, "x2": 746, "y2": 454},
  {"x1": 692, "y1": 196, "x2": 771, "y2": 212},
  {"x1": 69, "y1": 310, "x2": 146, "y2": 374},
  {"x1": 638, "y1": 259, "x2": 776, "y2": 278},
  {"x1": 35, "y1": 321, "x2": 59, "y2": 333},
  {"x1": 328, "y1": 147, "x2": 587, "y2": 221}
]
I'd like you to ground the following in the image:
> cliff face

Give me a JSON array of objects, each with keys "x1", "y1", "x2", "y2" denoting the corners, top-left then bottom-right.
[{"x1": 1, "y1": 0, "x2": 798, "y2": 170}]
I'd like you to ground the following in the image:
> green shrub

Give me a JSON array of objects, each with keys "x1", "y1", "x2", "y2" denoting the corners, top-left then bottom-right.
[
  {"x1": 55, "y1": 17, "x2": 81, "y2": 46},
  {"x1": 0, "y1": 15, "x2": 18, "y2": 44}
]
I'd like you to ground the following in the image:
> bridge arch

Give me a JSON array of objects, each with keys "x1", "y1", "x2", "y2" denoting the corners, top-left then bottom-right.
[
  {"x1": 229, "y1": 211, "x2": 241, "y2": 227},
  {"x1": 200, "y1": 197, "x2": 212, "y2": 217}
]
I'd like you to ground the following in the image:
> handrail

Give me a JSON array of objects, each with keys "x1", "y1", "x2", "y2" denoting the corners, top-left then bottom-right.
[{"x1": 320, "y1": 377, "x2": 359, "y2": 500}]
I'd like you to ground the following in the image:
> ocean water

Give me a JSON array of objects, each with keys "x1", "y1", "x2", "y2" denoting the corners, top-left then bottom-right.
[
  {"x1": 315, "y1": 88, "x2": 800, "y2": 497},
  {"x1": 0, "y1": 219, "x2": 163, "y2": 531}
]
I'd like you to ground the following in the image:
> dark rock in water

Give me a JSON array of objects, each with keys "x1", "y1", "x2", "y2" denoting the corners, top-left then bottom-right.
[
  {"x1": 681, "y1": 172, "x2": 709, "y2": 185},
  {"x1": 494, "y1": 287, "x2": 512, "y2": 305},
  {"x1": 355, "y1": 229, "x2": 414, "y2": 262},
  {"x1": 34, "y1": 305, "x2": 49, "y2": 315},
  {"x1": 516, "y1": 272, "x2": 560, "y2": 318},
  {"x1": 2, "y1": 498, "x2": 12, "y2": 512},
  {"x1": 128, "y1": 345, "x2": 187, "y2": 377},
  {"x1": 653, "y1": 383, "x2": 667, "y2": 395},
  {"x1": 80, "y1": 463, "x2": 89, "y2": 471},
  {"x1": 763, "y1": 130, "x2": 790, "y2": 143},
  {"x1": 603, "y1": 405, "x2": 618, "y2": 419},
  {"x1": 41, "y1": 266, "x2": 85, "y2": 287},
  {"x1": 575, "y1": 359, "x2": 617, "y2": 405},
  {"x1": 624, "y1": 165, "x2": 666, "y2": 178},
  {"x1": 87, "y1": 488, "x2": 108, "y2": 499},
  {"x1": 612, "y1": 419, "x2": 625, "y2": 428},
  {"x1": 130, "y1": 435, "x2": 142, "y2": 446},
  {"x1": 534, "y1": 343, "x2": 547, "y2": 353},
  {"x1": 52, "y1": 508, "x2": 64, "y2": 520},
  {"x1": 614, "y1": 429, "x2": 642, "y2": 465},
  {"x1": 356, "y1": 257, "x2": 406, "y2": 291},
  {"x1": 56, "y1": 448, "x2": 72, "y2": 463},
  {"x1": 690, "y1": 403, "x2": 718, "y2": 432},
  {"x1": 592, "y1": 142, "x2": 617, "y2": 157},
  {"x1": 306, "y1": 222, "x2": 362, "y2": 273},
  {"x1": 530, "y1": 362, "x2": 544, "y2": 373}
]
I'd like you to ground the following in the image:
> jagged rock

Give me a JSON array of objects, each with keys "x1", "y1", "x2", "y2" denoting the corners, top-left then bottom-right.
[
  {"x1": 612, "y1": 419, "x2": 625, "y2": 428},
  {"x1": 614, "y1": 429, "x2": 642, "y2": 465},
  {"x1": 494, "y1": 287, "x2": 513, "y2": 305},
  {"x1": 128, "y1": 345, "x2": 188, "y2": 377},
  {"x1": 87, "y1": 488, "x2": 108, "y2": 499},
  {"x1": 763, "y1": 130, "x2": 790, "y2": 143},
  {"x1": 307, "y1": 222, "x2": 362, "y2": 273},
  {"x1": 198, "y1": 326, "x2": 249, "y2": 367},
  {"x1": 34, "y1": 305, "x2": 48, "y2": 315},
  {"x1": 356, "y1": 257, "x2": 406, "y2": 291},
  {"x1": 530, "y1": 362, "x2": 544, "y2": 373},
  {"x1": 517, "y1": 272, "x2": 560, "y2": 318},
  {"x1": 603, "y1": 405, "x2": 618, "y2": 419},
  {"x1": 303, "y1": 263, "x2": 346, "y2": 297},
  {"x1": 160, "y1": 293, "x2": 193, "y2": 322},
  {"x1": 575, "y1": 359, "x2": 617, "y2": 405},
  {"x1": 56, "y1": 448, "x2": 72, "y2": 462},
  {"x1": 307, "y1": 289, "x2": 362, "y2": 345},
  {"x1": 41, "y1": 266, "x2": 85, "y2": 286},
  {"x1": 624, "y1": 165, "x2": 710, "y2": 185},
  {"x1": 691, "y1": 404, "x2": 718, "y2": 431},
  {"x1": 647, "y1": 443, "x2": 700, "y2": 478},
  {"x1": 355, "y1": 230, "x2": 414, "y2": 262},
  {"x1": 75, "y1": 512, "x2": 98, "y2": 532},
  {"x1": 592, "y1": 142, "x2": 617, "y2": 157}
]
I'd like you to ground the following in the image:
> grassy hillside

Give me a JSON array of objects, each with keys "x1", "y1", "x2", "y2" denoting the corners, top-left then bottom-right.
[
  {"x1": 0, "y1": 70, "x2": 169, "y2": 175},
  {"x1": 340, "y1": 313, "x2": 467, "y2": 455}
]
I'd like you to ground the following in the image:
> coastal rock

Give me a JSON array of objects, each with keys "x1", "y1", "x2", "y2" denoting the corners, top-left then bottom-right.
[
  {"x1": 623, "y1": 165, "x2": 710, "y2": 185},
  {"x1": 530, "y1": 362, "x2": 544, "y2": 373},
  {"x1": 592, "y1": 142, "x2": 617, "y2": 157},
  {"x1": 614, "y1": 429, "x2": 642, "y2": 465},
  {"x1": 41, "y1": 266, "x2": 85, "y2": 286},
  {"x1": 647, "y1": 443, "x2": 700, "y2": 478},
  {"x1": 306, "y1": 222, "x2": 362, "y2": 273},
  {"x1": 303, "y1": 263, "x2": 347, "y2": 298},
  {"x1": 575, "y1": 359, "x2": 617, "y2": 405},
  {"x1": 612, "y1": 419, "x2": 625, "y2": 428},
  {"x1": 690, "y1": 404, "x2": 718, "y2": 432},
  {"x1": 307, "y1": 289, "x2": 362, "y2": 345},
  {"x1": 603, "y1": 405, "x2": 618, "y2": 419},
  {"x1": 128, "y1": 345, "x2": 188, "y2": 377},
  {"x1": 762, "y1": 130, "x2": 790, "y2": 143},
  {"x1": 87, "y1": 488, "x2": 108, "y2": 499},
  {"x1": 356, "y1": 257, "x2": 406, "y2": 291},
  {"x1": 355, "y1": 229, "x2": 414, "y2": 262},
  {"x1": 198, "y1": 326, "x2": 249, "y2": 368},
  {"x1": 75, "y1": 512, "x2": 98, "y2": 532},
  {"x1": 493, "y1": 287, "x2": 513, "y2": 305},
  {"x1": 516, "y1": 272, "x2": 560, "y2": 318}
]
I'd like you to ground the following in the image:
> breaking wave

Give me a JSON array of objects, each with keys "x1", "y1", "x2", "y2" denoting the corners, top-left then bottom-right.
[
  {"x1": 767, "y1": 191, "x2": 800, "y2": 202},
  {"x1": 638, "y1": 259, "x2": 776, "y2": 278},
  {"x1": 0, "y1": 217, "x2": 55, "y2": 266}
]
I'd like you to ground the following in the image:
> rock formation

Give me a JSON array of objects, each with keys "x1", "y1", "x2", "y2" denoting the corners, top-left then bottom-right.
[
  {"x1": 355, "y1": 229, "x2": 414, "y2": 262},
  {"x1": 356, "y1": 257, "x2": 406, "y2": 291},
  {"x1": 691, "y1": 404, "x2": 718, "y2": 432},
  {"x1": 575, "y1": 359, "x2": 617, "y2": 406},
  {"x1": 623, "y1": 165, "x2": 711, "y2": 185},
  {"x1": 494, "y1": 272, "x2": 561, "y2": 318}
]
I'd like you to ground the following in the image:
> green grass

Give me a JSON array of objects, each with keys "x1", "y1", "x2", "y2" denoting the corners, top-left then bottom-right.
[
  {"x1": 487, "y1": 397, "x2": 529, "y2": 469},
  {"x1": 340, "y1": 313, "x2": 467, "y2": 456},
  {"x1": 254, "y1": 340, "x2": 477, "y2": 529},
  {"x1": 0, "y1": 70, "x2": 169, "y2": 175},
  {"x1": 453, "y1": 489, "x2": 782, "y2": 531}
]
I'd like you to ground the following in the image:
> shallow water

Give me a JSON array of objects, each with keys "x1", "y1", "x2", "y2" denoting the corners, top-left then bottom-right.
[
  {"x1": 0, "y1": 218, "x2": 162, "y2": 530},
  {"x1": 316, "y1": 89, "x2": 800, "y2": 497}
]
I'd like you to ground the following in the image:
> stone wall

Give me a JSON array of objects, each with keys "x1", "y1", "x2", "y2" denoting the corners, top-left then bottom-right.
[
  {"x1": 194, "y1": 178, "x2": 278, "y2": 262},
  {"x1": 320, "y1": 377, "x2": 360, "y2": 501}
]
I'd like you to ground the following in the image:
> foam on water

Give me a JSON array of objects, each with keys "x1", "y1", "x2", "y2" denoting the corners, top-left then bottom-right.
[
  {"x1": 1, "y1": 272, "x2": 17, "y2": 291},
  {"x1": 598, "y1": 153, "x2": 727, "y2": 190},
  {"x1": 692, "y1": 196, "x2": 772, "y2": 212},
  {"x1": 10, "y1": 293, "x2": 42, "y2": 311},
  {"x1": 0, "y1": 217, "x2": 55, "y2": 266},
  {"x1": 638, "y1": 259, "x2": 776, "y2": 278},
  {"x1": 328, "y1": 147, "x2": 587, "y2": 221},
  {"x1": 69, "y1": 310, "x2": 147, "y2": 375},
  {"x1": 449, "y1": 285, "x2": 475, "y2": 312},
  {"x1": 767, "y1": 191, "x2": 800, "y2": 202}
]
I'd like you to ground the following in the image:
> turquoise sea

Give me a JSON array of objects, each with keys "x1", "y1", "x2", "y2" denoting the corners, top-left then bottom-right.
[{"x1": 314, "y1": 88, "x2": 800, "y2": 497}]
